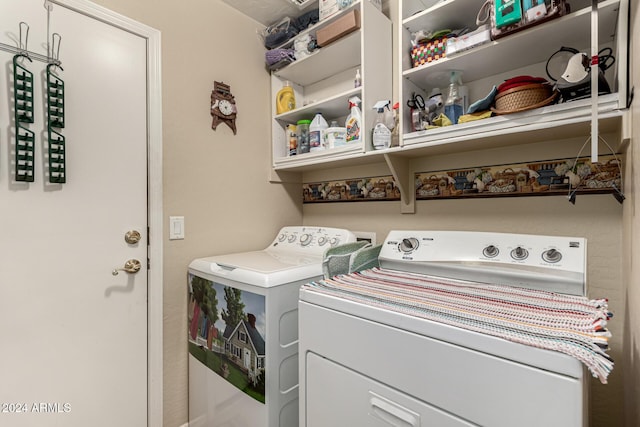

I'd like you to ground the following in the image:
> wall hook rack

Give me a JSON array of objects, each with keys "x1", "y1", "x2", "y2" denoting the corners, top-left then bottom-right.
[{"x1": 0, "y1": 22, "x2": 62, "y2": 66}]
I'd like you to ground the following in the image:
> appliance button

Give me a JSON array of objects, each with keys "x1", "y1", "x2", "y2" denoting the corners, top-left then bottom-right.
[
  {"x1": 399, "y1": 238, "x2": 419, "y2": 253},
  {"x1": 300, "y1": 234, "x2": 312, "y2": 246},
  {"x1": 329, "y1": 237, "x2": 340, "y2": 246},
  {"x1": 288, "y1": 235, "x2": 297, "y2": 243},
  {"x1": 511, "y1": 246, "x2": 529, "y2": 260},
  {"x1": 542, "y1": 249, "x2": 563, "y2": 263},
  {"x1": 318, "y1": 236, "x2": 328, "y2": 246},
  {"x1": 483, "y1": 245, "x2": 499, "y2": 258},
  {"x1": 278, "y1": 233, "x2": 287, "y2": 242}
]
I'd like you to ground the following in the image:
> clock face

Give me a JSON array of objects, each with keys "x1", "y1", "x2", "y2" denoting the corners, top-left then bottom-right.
[{"x1": 219, "y1": 99, "x2": 234, "y2": 116}]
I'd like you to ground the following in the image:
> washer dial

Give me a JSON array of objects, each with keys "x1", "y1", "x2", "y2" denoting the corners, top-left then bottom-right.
[
  {"x1": 300, "y1": 233, "x2": 312, "y2": 246},
  {"x1": 399, "y1": 238, "x2": 419, "y2": 253},
  {"x1": 542, "y1": 248, "x2": 563, "y2": 263},
  {"x1": 511, "y1": 246, "x2": 529, "y2": 260},
  {"x1": 483, "y1": 245, "x2": 499, "y2": 258},
  {"x1": 287, "y1": 235, "x2": 297, "y2": 243}
]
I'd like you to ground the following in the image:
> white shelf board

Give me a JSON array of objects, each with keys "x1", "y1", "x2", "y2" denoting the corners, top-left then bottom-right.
[
  {"x1": 273, "y1": 30, "x2": 362, "y2": 86},
  {"x1": 403, "y1": 0, "x2": 481, "y2": 33},
  {"x1": 402, "y1": 0, "x2": 620, "y2": 89},
  {"x1": 389, "y1": 113, "x2": 623, "y2": 158},
  {"x1": 273, "y1": 94, "x2": 624, "y2": 172},
  {"x1": 273, "y1": 143, "x2": 387, "y2": 172},
  {"x1": 275, "y1": 87, "x2": 362, "y2": 123},
  {"x1": 403, "y1": 93, "x2": 622, "y2": 143}
]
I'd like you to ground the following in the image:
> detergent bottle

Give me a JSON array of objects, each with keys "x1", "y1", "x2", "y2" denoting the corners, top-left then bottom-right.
[
  {"x1": 444, "y1": 71, "x2": 464, "y2": 125},
  {"x1": 276, "y1": 81, "x2": 296, "y2": 114},
  {"x1": 345, "y1": 96, "x2": 362, "y2": 144},
  {"x1": 309, "y1": 112, "x2": 328, "y2": 152}
]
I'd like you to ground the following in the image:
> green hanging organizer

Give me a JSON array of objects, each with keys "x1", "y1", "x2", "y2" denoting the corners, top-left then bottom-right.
[
  {"x1": 47, "y1": 64, "x2": 65, "y2": 128},
  {"x1": 46, "y1": 33, "x2": 66, "y2": 183},
  {"x1": 13, "y1": 53, "x2": 35, "y2": 182},
  {"x1": 47, "y1": 62, "x2": 66, "y2": 183}
]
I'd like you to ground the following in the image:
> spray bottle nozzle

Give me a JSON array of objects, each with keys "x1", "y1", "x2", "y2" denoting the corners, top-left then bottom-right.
[
  {"x1": 372, "y1": 100, "x2": 391, "y2": 110},
  {"x1": 450, "y1": 70, "x2": 462, "y2": 85},
  {"x1": 348, "y1": 96, "x2": 361, "y2": 107}
]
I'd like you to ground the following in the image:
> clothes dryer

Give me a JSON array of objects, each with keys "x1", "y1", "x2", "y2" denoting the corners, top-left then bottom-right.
[
  {"x1": 188, "y1": 226, "x2": 356, "y2": 427},
  {"x1": 299, "y1": 230, "x2": 612, "y2": 427}
]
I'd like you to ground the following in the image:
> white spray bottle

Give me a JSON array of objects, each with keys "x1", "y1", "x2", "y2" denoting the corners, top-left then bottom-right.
[
  {"x1": 345, "y1": 96, "x2": 362, "y2": 144},
  {"x1": 444, "y1": 71, "x2": 464, "y2": 125},
  {"x1": 372, "y1": 100, "x2": 392, "y2": 150}
]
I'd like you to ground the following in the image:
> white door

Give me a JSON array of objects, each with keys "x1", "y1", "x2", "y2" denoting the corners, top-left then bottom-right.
[
  {"x1": 0, "y1": 1, "x2": 153, "y2": 426},
  {"x1": 244, "y1": 348, "x2": 252, "y2": 370}
]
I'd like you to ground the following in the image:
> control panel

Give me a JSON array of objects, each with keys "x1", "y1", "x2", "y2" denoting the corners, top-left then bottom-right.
[
  {"x1": 270, "y1": 226, "x2": 357, "y2": 254},
  {"x1": 382, "y1": 230, "x2": 584, "y2": 269},
  {"x1": 379, "y1": 230, "x2": 587, "y2": 296}
]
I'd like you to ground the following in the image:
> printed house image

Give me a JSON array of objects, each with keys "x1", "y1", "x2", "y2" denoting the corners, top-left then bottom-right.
[
  {"x1": 223, "y1": 313, "x2": 265, "y2": 386},
  {"x1": 188, "y1": 273, "x2": 267, "y2": 403}
]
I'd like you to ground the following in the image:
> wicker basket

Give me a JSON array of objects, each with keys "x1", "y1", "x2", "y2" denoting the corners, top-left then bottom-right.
[
  {"x1": 417, "y1": 175, "x2": 441, "y2": 197},
  {"x1": 410, "y1": 37, "x2": 447, "y2": 68},
  {"x1": 491, "y1": 83, "x2": 557, "y2": 114}
]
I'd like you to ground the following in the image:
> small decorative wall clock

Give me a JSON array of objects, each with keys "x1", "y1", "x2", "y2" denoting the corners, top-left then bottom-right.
[{"x1": 210, "y1": 81, "x2": 237, "y2": 135}]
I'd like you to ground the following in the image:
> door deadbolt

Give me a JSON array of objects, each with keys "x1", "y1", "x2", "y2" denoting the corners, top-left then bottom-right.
[
  {"x1": 124, "y1": 230, "x2": 142, "y2": 245},
  {"x1": 112, "y1": 259, "x2": 142, "y2": 275}
]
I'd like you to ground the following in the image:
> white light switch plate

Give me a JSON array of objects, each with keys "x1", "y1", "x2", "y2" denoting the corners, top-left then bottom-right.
[{"x1": 169, "y1": 216, "x2": 185, "y2": 240}]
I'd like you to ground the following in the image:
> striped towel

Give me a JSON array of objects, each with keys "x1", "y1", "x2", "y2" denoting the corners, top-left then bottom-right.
[{"x1": 303, "y1": 267, "x2": 613, "y2": 383}]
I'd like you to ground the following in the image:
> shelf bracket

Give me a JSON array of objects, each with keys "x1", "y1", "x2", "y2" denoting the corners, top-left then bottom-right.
[
  {"x1": 384, "y1": 154, "x2": 415, "y2": 214},
  {"x1": 268, "y1": 168, "x2": 301, "y2": 184}
]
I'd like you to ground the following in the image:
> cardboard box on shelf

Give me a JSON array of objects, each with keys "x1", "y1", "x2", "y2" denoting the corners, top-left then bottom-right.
[{"x1": 317, "y1": 9, "x2": 360, "y2": 47}]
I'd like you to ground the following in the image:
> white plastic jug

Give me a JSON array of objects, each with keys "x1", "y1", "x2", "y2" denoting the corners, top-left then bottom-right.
[{"x1": 309, "y1": 113, "x2": 328, "y2": 152}]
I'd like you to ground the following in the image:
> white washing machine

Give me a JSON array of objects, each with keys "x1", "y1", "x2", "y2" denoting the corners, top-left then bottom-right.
[
  {"x1": 299, "y1": 230, "x2": 607, "y2": 427},
  {"x1": 188, "y1": 226, "x2": 356, "y2": 427}
]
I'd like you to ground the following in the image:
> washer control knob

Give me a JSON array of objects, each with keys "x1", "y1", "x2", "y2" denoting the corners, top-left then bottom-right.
[
  {"x1": 483, "y1": 245, "x2": 499, "y2": 258},
  {"x1": 300, "y1": 234, "x2": 312, "y2": 246},
  {"x1": 511, "y1": 246, "x2": 529, "y2": 260},
  {"x1": 288, "y1": 235, "x2": 297, "y2": 243},
  {"x1": 399, "y1": 238, "x2": 419, "y2": 253},
  {"x1": 542, "y1": 248, "x2": 563, "y2": 263},
  {"x1": 318, "y1": 236, "x2": 328, "y2": 246},
  {"x1": 278, "y1": 233, "x2": 287, "y2": 242},
  {"x1": 329, "y1": 237, "x2": 340, "y2": 246}
]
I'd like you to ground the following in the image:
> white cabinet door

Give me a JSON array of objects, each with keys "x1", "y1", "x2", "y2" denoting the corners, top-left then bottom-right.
[{"x1": 0, "y1": 1, "x2": 149, "y2": 426}]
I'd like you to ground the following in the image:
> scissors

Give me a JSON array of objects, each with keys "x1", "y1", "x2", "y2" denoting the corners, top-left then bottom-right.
[{"x1": 407, "y1": 94, "x2": 425, "y2": 110}]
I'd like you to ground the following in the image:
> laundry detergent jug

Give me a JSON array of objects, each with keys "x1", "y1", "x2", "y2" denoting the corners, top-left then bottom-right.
[{"x1": 276, "y1": 81, "x2": 296, "y2": 114}]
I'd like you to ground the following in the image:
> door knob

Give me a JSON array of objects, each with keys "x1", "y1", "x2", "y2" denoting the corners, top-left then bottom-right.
[
  {"x1": 112, "y1": 259, "x2": 142, "y2": 275},
  {"x1": 124, "y1": 230, "x2": 142, "y2": 245}
]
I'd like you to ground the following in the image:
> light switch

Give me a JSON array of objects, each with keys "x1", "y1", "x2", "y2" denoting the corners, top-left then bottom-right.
[{"x1": 169, "y1": 216, "x2": 185, "y2": 240}]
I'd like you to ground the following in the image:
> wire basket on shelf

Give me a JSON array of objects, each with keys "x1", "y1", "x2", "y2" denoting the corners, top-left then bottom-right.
[{"x1": 491, "y1": 83, "x2": 557, "y2": 115}]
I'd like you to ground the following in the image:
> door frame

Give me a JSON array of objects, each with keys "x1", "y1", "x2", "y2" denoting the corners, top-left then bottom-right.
[{"x1": 50, "y1": 0, "x2": 164, "y2": 425}]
